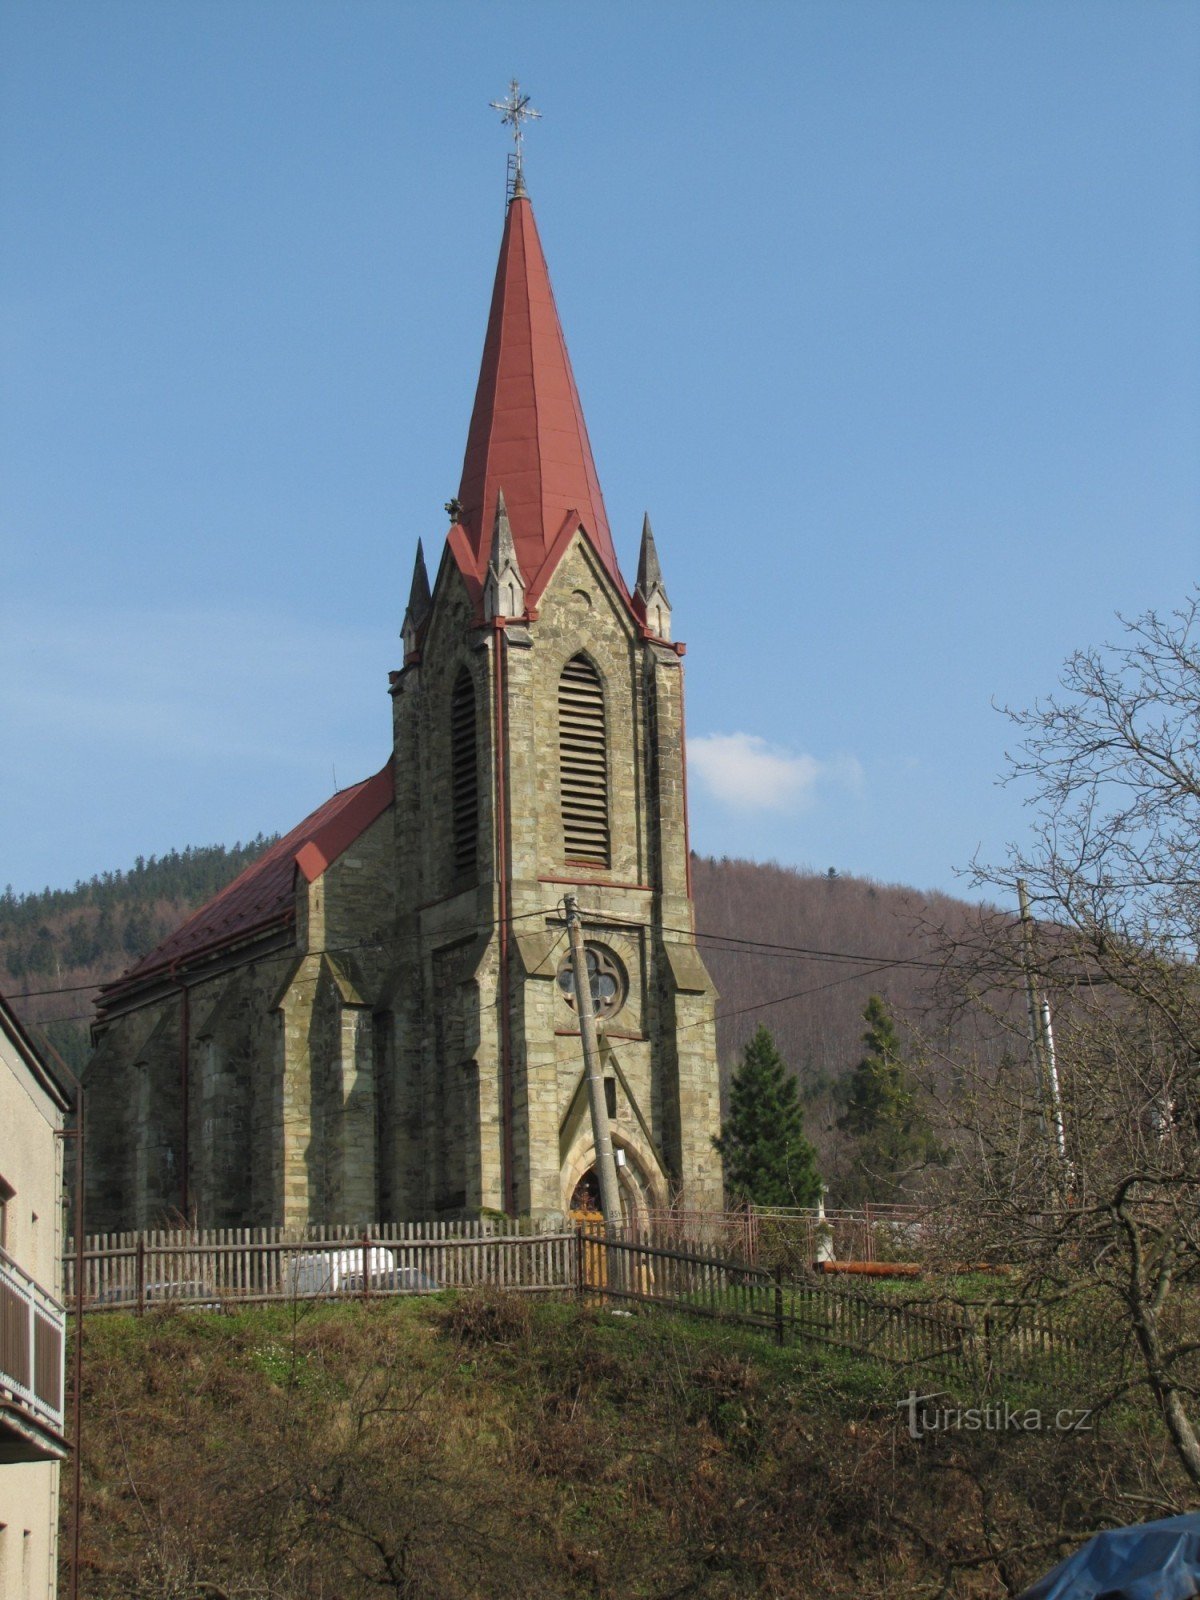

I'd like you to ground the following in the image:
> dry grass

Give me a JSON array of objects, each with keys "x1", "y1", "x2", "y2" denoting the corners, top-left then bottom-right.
[{"x1": 69, "y1": 1293, "x2": 1194, "y2": 1599}]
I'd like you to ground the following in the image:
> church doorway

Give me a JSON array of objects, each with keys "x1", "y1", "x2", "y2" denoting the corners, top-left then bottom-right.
[
  {"x1": 567, "y1": 1162, "x2": 644, "y2": 1230},
  {"x1": 569, "y1": 1158, "x2": 661, "y2": 1294},
  {"x1": 569, "y1": 1168, "x2": 601, "y2": 1218},
  {"x1": 563, "y1": 1122, "x2": 664, "y2": 1226},
  {"x1": 569, "y1": 1166, "x2": 608, "y2": 1290}
]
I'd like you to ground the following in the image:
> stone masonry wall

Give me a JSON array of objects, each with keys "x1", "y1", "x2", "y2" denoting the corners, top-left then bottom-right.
[
  {"x1": 87, "y1": 513, "x2": 723, "y2": 1231},
  {"x1": 86, "y1": 945, "x2": 296, "y2": 1232}
]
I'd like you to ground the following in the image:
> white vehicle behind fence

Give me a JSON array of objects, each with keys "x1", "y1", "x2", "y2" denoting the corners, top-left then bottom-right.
[
  {"x1": 285, "y1": 1247, "x2": 397, "y2": 1297},
  {"x1": 284, "y1": 1247, "x2": 441, "y2": 1298}
]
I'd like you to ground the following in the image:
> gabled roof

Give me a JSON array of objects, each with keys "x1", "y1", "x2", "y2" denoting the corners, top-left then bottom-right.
[
  {"x1": 0, "y1": 989, "x2": 74, "y2": 1111},
  {"x1": 451, "y1": 193, "x2": 626, "y2": 608},
  {"x1": 100, "y1": 762, "x2": 394, "y2": 1000}
]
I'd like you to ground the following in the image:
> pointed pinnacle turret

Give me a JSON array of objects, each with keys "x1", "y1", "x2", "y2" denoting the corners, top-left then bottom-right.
[
  {"x1": 483, "y1": 489, "x2": 527, "y2": 622},
  {"x1": 401, "y1": 539, "x2": 432, "y2": 658},
  {"x1": 635, "y1": 513, "x2": 664, "y2": 596},
  {"x1": 634, "y1": 513, "x2": 672, "y2": 641}
]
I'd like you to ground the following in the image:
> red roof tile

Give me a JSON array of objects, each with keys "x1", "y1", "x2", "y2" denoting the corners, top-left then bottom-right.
[
  {"x1": 453, "y1": 195, "x2": 627, "y2": 606},
  {"x1": 101, "y1": 762, "x2": 394, "y2": 997}
]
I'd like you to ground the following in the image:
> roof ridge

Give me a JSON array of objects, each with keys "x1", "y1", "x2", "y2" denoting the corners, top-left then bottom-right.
[
  {"x1": 521, "y1": 201, "x2": 544, "y2": 590},
  {"x1": 101, "y1": 762, "x2": 394, "y2": 999}
]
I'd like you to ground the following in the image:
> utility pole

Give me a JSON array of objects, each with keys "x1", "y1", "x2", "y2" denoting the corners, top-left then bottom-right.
[
  {"x1": 1039, "y1": 995, "x2": 1068, "y2": 1168},
  {"x1": 1017, "y1": 879, "x2": 1069, "y2": 1176},
  {"x1": 563, "y1": 895, "x2": 623, "y2": 1227}
]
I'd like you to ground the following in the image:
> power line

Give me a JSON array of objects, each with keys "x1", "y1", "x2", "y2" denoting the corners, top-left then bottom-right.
[
  {"x1": 4, "y1": 978, "x2": 109, "y2": 1001},
  {"x1": 18, "y1": 901, "x2": 1088, "y2": 1019},
  {"x1": 4, "y1": 904, "x2": 564, "y2": 1004},
  {"x1": 13, "y1": 949, "x2": 914, "y2": 1036},
  {"x1": 19, "y1": 1009, "x2": 97, "y2": 1027},
  {"x1": 686, "y1": 958, "x2": 912, "y2": 1033},
  {"x1": 567, "y1": 906, "x2": 947, "y2": 973},
  {"x1": 693, "y1": 928, "x2": 943, "y2": 970}
]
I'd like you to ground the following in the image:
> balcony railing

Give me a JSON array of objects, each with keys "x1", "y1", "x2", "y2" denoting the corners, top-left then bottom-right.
[{"x1": 0, "y1": 1246, "x2": 66, "y2": 1458}]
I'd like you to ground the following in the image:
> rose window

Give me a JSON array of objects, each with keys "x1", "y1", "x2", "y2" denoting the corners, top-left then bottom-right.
[{"x1": 556, "y1": 944, "x2": 626, "y2": 1020}]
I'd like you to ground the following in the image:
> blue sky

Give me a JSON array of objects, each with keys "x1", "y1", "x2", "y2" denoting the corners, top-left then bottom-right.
[{"x1": 3, "y1": 1, "x2": 1197, "y2": 900}]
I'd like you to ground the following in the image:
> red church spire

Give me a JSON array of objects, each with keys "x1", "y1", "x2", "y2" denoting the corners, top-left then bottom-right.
[{"x1": 448, "y1": 191, "x2": 624, "y2": 606}]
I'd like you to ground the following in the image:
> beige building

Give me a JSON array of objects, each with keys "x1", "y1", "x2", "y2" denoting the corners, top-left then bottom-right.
[
  {"x1": 0, "y1": 992, "x2": 70, "y2": 1599},
  {"x1": 86, "y1": 172, "x2": 724, "y2": 1233}
]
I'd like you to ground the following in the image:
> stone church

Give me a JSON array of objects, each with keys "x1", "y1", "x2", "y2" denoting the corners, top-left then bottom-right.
[{"x1": 85, "y1": 166, "x2": 724, "y2": 1233}]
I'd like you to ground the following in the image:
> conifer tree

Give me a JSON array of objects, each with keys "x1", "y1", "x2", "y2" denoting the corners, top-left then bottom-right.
[
  {"x1": 837, "y1": 995, "x2": 941, "y2": 1200},
  {"x1": 714, "y1": 1025, "x2": 822, "y2": 1207}
]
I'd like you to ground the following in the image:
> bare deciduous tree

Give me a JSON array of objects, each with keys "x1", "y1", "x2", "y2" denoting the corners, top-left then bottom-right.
[{"x1": 928, "y1": 592, "x2": 1200, "y2": 1487}]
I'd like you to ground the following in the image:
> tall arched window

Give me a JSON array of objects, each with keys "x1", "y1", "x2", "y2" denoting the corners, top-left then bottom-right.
[
  {"x1": 558, "y1": 654, "x2": 610, "y2": 867},
  {"x1": 450, "y1": 668, "x2": 478, "y2": 878}
]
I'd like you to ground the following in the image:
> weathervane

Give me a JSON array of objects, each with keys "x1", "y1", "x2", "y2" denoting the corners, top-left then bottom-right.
[{"x1": 490, "y1": 78, "x2": 541, "y2": 199}]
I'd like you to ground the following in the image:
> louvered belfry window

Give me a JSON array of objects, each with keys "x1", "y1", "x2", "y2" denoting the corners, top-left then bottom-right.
[
  {"x1": 558, "y1": 654, "x2": 610, "y2": 867},
  {"x1": 450, "y1": 668, "x2": 478, "y2": 877}
]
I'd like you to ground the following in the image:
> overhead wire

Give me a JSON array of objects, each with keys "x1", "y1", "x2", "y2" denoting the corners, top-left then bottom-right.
[
  {"x1": 7, "y1": 894, "x2": 1063, "y2": 1021},
  {"x1": 683, "y1": 958, "x2": 913, "y2": 1033},
  {"x1": 5, "y1": 903, "x2": 567, "y2": 1004},
  {"x1": 573, "y1": 906, "x2": 946, "y2": 971},
  {"x1": 9, "y1": 904, "x2": 1017, "y2": 1048}
]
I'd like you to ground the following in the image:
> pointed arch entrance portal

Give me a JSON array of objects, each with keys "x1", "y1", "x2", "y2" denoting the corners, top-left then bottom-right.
[
  {"x1": 569, "y1": 1168, "x2": 601, "y2": 1215},
  {"x1": 563, "y1": 1132, "x2": 663, "y2": 1227}
]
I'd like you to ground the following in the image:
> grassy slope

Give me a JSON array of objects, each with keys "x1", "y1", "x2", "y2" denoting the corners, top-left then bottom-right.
[{"x1": 72, "y1": 1293, "x2": 1188, "y2": 1600}]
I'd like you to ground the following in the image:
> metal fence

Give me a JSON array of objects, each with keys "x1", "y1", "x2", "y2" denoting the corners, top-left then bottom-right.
[{"x1": 637, "y1": 1203, "x2": 938, "y2": 1270}]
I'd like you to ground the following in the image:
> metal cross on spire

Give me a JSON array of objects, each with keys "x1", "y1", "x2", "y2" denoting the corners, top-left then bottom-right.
[{"x1": 490, "y1": 78, "x2": 541, "y2": 200}]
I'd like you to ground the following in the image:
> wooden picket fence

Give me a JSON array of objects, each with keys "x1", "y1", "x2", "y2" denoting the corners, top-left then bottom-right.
[
  {"x1": 65, "y1": 1219, "x2": 576, "y2": 1312},
  {"x1": 64, "y1": 1218, "x2": 1116, "y2": 1396},
  {"x1": 582, "y1": 1225, "x2": 1115, "y2": 1393},
  {"x1": 579, "y1": 1223, "x2": 781, "y2": 1333}
]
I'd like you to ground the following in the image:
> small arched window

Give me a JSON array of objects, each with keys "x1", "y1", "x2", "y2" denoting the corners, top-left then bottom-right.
[
  {"x1": 450, "y1": 668, "x2": 478, "y2": 878},
  {"x1": 558, "y1": 654, "x2": 610, "y2": 867}
]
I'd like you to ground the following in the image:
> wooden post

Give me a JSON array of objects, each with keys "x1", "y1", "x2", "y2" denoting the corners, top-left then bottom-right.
[
  {"x1": 983, "y1": 1309, "x2": 992, "y2": 1389},
  {"x1": 135, "y1": 1234, "x2": 145, "y2": 1318},
  {"x1": 361, "y1": 1232, "x2": 370, "y2": 1301},
  {"x1": 773, "y1": 1263, "x2": 785, "y2": 1347}
]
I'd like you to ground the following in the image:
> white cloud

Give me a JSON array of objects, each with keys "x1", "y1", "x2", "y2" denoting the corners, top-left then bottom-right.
[{"x1": 688, "y1": 732, "x2": 863, "y2": 813}]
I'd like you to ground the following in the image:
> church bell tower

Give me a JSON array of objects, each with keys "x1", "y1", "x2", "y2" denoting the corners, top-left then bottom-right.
[{"x1": 384, "y1": 142, "x2": 724, "y2": 1223}]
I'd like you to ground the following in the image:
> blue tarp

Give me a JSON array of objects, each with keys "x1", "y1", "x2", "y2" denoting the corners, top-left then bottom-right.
[{"x1": 1018, "y1": 1514, "x2": 1200, "y2": 1600}]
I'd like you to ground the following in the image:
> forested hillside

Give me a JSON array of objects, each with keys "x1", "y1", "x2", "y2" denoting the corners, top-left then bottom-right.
[
  {"x1": 696, "y1": 855, "x2": 976, "y2": 1076},
  {"x1": 3, "y1": 844, "x2": 995, "y2": 1178},
  {"x1": 0, "y1": 838, "x2": 277, "y2": 1068},
  {"x1": 691, "y1": 855, "x2": 1000, "y2": 1181}
]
